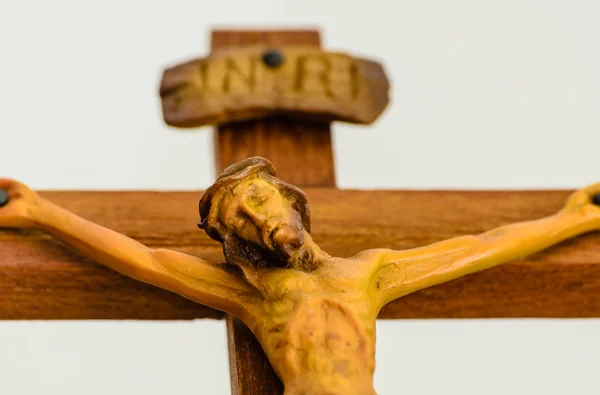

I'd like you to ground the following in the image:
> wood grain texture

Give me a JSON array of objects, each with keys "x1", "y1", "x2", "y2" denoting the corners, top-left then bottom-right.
[
  {"x1": 212, "y1": 31, "x2": 335, "y2": 187},
  {"x1": 215, "y1": 117, "x2": 335, "y2": 186},
  {"x1": 1, "y1": 189, "x2": 599, "y2": 320},
  {"x1": 160, "y1": 47, "x2": 389, "y2": 127}
]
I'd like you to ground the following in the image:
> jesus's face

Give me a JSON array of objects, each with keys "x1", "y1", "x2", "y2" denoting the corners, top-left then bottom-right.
[{"x1": 218, "y1": 178, "x2": 305, "y2": 261}]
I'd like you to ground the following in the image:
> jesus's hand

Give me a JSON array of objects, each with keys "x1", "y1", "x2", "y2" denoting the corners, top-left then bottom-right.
[
  {"x1": 563, "y1": 182, "x2": 600, "y2": 224},
  {"x1": 0, "y1": 179, "x2": 40, "y2": 229}
]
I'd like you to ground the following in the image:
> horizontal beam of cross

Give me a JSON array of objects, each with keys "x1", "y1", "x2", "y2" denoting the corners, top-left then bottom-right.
[{"x1": 1, "y1": 189, "x2": 599, "y2": 320}]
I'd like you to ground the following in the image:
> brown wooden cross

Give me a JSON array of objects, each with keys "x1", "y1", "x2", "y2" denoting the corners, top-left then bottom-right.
[{"x1": 1, "y1": 29, "x2": 599, "y2": 394}]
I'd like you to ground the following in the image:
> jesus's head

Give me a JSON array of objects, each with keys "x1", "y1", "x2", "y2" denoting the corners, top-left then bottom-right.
[{"x1": 199, "y1": 157, "x2": 319, "y2": 270}]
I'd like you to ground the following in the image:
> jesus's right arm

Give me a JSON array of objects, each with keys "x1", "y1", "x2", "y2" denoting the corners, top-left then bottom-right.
[{"x1": 0, "y1": 179, "x2": 257, "y2": 319}]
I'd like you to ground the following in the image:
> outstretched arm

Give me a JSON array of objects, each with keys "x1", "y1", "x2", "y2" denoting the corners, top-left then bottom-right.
[
  {"x1": 0, "y1": 179, "x2": 256, "y2": 318},
  {"x1": 373, "y1": 184, "x2": 600, "y2": 307}
]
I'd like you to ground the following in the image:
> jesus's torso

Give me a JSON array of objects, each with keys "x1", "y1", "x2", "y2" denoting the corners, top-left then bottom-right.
[{"x1": 250, "y1": 255, "x2": 381, "y2": 395}]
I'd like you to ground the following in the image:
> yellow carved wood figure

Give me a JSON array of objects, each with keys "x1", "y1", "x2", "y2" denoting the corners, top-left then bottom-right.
[{"x1": 1, "y1": 157, "x2": 599, "y2": 395}]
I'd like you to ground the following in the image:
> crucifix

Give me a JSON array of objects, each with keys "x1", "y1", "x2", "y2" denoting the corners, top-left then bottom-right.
[{"x1": 1, "y1": 30, "x2": 600, "y2": 395}]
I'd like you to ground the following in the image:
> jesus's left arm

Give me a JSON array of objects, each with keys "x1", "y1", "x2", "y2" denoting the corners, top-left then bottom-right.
[{"x1": 370, "y1": 183, "x2": 600, "y2": 308}]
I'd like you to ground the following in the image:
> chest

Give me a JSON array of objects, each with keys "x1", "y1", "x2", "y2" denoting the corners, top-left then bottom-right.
[
  {"x1": 253, "y1": 262, "x2": 378, "y2": 332},
  {"x1": 255, "y1": 255, "x2": 380, "y2": 300},
  {"x1": 257, "y1": 295, "x2": 376, "y2": 385}
]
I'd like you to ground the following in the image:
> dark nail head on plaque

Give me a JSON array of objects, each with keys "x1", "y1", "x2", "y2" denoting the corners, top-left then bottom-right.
[
  {"x1": 261, "y1": 49, "x2": 284, "y2": 68},
  {"x1": 0, "y1": 189, "x2": 9, "y2": 208},
  {"x1": 592, "y1": 193, "x2": 600, "y2": 206}
]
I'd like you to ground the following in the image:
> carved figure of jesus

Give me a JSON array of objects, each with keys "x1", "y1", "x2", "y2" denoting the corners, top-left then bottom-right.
[{"x1": 1, "y1": 157, "x2": 599, "y2": 395}]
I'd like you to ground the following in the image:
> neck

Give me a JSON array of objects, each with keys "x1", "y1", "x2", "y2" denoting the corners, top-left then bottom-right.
[{"x1": 288, "y1": 231, "x2": 329, "y2": 271}]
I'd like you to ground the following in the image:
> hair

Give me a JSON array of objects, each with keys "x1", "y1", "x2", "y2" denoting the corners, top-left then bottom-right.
[{"x1": 198, "y1": 157, "x2": 310, "y2": 266}]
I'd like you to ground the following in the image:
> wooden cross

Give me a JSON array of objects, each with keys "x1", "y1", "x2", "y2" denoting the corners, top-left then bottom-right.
[{"x1": 1, "y1": 29, "x2": 599, "y2": 395}]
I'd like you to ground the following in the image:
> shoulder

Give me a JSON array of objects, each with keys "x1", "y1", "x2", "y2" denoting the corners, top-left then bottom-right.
[
  {"x1": 152, "y1": 248, "x2": 257, "y2": 294},
  {"x1": 350, "y1": 248, "x2": 394, "y2": 262},
  {"x1": 337, "y1": 248, "x2": 392, "y2": 274}
]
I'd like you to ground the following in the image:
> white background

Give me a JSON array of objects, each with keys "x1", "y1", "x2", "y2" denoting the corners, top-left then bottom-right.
[{"x1": 1, "y1": 0, "x2": 599, "y2": 394}]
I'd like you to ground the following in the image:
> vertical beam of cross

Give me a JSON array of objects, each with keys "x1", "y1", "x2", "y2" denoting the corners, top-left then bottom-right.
[{"x1": 211, "y1": 29, "x2": 337, "y2": 395}]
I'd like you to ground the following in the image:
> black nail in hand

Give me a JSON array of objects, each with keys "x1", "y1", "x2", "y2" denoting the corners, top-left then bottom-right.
[{"x1": 0, "y1": 189, "x2": 9, "y2": 208}]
